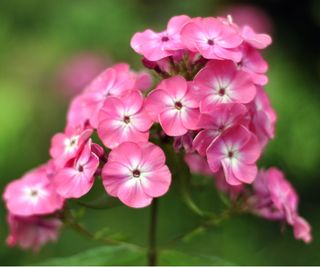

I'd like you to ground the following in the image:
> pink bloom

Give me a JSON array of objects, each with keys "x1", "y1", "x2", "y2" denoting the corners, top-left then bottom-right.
[
  {"x1": 131, "y1": 15, "x2": 190, "y2": 61},
  {"x1": 248, "y1": 86, "x2": 277, "y2": 147},
  {"x1": 81, "y1": 66, "x2": 136, "y2": 128},
  {"x1": 6, "y1": 214, "x2": 62, "y2": 251},
  {"x1": 98, "y1": 90, "x2": 152, "y2": 149},
  {"x1": 241, "y1": 25, "x2": 272, "y2": 49},
  {"x1": 250, "y1": 168, "x2": 312, "y2": 243},
  {"x1": 3, "y1": 164, "x2": 64, "y2": 216},
  {"x1": 193, "y1": 60, "x2": 256, "y2": 111},
  {"x1": 181, "y1": 17, "x2": 242, "y2": 61},
  {"x1": 50, "y1": 126, "x2": 92, "y2": 168},
  {"x1": 145, "y1": 76, "x2": 200, "y2": 136},
  {"x1": 184, "y1": 153, "x2": 212, "y2": 176},
  {"x1": 293, "y1": 216, "x2": 312, "y2": 244},
  {"x1": 207, "y1": 126, "x2": 261, "y2": 185},
  {"x1": 238, "y1": 44, "x2": 269, "y2": 85},
  {"x1": 53, "y1": 139, "x2": 99, "y2": 198},
  {"x1": 102, "y1": 142, "x2": 171, "y2": 208},
  {"x1": 193, "y1": 103, "x2": 248, "y2": 156}
]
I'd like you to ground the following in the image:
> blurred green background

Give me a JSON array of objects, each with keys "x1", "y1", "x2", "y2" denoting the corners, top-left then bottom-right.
[{"x1": 0, "y1": 0, "x2": 319, "y2": 265}]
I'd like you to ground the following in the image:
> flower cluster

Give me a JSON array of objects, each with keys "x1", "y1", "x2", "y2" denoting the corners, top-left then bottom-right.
[{"x1": 3, "y1": 15, "x2": 311, "y2": 251}]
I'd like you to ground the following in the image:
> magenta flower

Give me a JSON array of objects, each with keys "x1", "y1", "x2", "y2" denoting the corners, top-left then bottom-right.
[
  {"x1": 145, "y1": 76, "x2": 200, "y2": 136},
  {"x1": 50, "y1": 126, "x2": 92, "y2": 168},
  {"x1": 6, "y1": 214, "x2": 62, "y2": 251},
  {"x1": 193, "y1": 103, "x2": 248, "y2": 156},
  {"x1": 3, "y1": 164, "x2": 64, "y2": 217},
  {"x1": 238, "y1": 44, "x2": 269, "y2": 86},
  {"x1": 97, "y1": 90, "x2": 153, "y2": 149},
  {"x1": 181, "y1": 17, "x2": 242, "y2": 61},
  {"x1": 81, "y1": 66, "x2": 136, "y2": 128},
  {"x1": 193, "y1": 60, "x2": 256, "y2": 111},
  {"x1": 102, "y1": 142, "x2": 171, "y2": 208},
  {"x1": 248, "y1": 86, "x2": 277, "y2": 147},
  {"x1": 207, "y1": 126, "x2": 261, "y2": 185},
  {"x1": 250, "y1": 168, "x2": 312, "y2": 243},
  {"x1": 53, "y1": 139, "x2": 99, "y2": 198},
  {"x1": 241, "y1": 25, "x2": 272, "y2": 49},
  {"x1": 131, "y1": 15, "x2": 190, "y2": 61}
]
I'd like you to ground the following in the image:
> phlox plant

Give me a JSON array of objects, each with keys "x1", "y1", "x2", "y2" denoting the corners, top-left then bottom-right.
[{"x1": 3, "y1": 15, "x2": 312, "y2": 265}]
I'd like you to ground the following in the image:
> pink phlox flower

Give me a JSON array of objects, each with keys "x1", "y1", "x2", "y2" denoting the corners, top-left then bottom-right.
[
  {"x1": 6, "y1": 214, "x2": 62, "y2": 251},
  {"x1": 193, "y1": 60, "x2": 256, "y2": 111},
  {"x1": 193, "y1": 103, "x2": 248, "y2": 156},
  {"x1": 241, "y1": 25, "x2": 272, "y2": 49},
  {"x1": 248, "y1": 86, "x2": 277, "y2": 147},
  {"x1": 53, "y1": 139, "x2": 100, "y2": 198},
  {"x1": 3, "y1": 164, "x2": 64, "y2": 217},
  {"x1": 181, "y1": 17, "x2": 243, "y2": 61},
  {"x1": 98, "y1": 90, "x2": 153, "y2": 149},
  {"x1": 102, "y1": 142, "x2": 172, "y2": 208},
  {"x1": 50, "y1": 126, "x2": 92, "y2": 168},
  {"x1": 131, "y1": 15, "x2": 191, "y2": 61},
  {"x1": 145, "y1": 75, "x2": 200, "y2": 136},
  {"x1": 207, "y1": 125, "x2": 261, "y2": 185},
  {"x1": 250, "y1": 168, "x2": 312, "y2": 243},
  {"x1": 293, "y1": 216, "x2": 312, "y2": 244},
  {"x1": 81, "y1": 65, "x2": 136, "y2": 128},
  {"x1": 238, "y1": 44, "x2": 269, "y2": 85}
]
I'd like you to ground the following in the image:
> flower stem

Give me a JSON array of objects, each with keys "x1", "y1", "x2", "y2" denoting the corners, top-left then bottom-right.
[{"x1": 148, "y1": 198, "x2": 158, "y2": 266}]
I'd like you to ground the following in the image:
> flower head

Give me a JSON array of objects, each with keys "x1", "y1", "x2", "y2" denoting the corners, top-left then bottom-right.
[
  {"x1": 131, "y1": 15, "x2": 190, "y2": 61},
  {"x1": 249, "y1": 168, "x2": 312, "y2": 243},
  {"x1": 3, "y1": 164, "x2": 64, "y2": 216},
  {"x1": 193, "y1": 60, "x2": 256, "y2": 111},
  {"x1": 181, "y1": 17, "x2": 242, "y2": 61},
  {"x1": 53, "y1": 139, "x2": 100, "y2": 198},
  {"x1": 193, "y1": 103, "x2": 248, "y2": 156},
  {"x1": 50, "y1": 126, "x2": 92, "y2": 168},
  {"x1": 207, "y1": 126, "x2": 261, "y2": 185},
  {"x1": 6, "y1": 214, "x2": 62, "y2": 251},
  {"x1": 102, "y1": 142, "x2": 171, "y2": 208},
  {"x1": 98, "y1": 90, "x2": 153, "y2": 149},
  {"x1": 145, "y1": 75, "x2": 200, "y2": 136}
]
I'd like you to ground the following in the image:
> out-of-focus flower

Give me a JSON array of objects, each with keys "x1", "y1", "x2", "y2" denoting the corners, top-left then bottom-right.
[{"x1": 6, "y1": 214, "x2": 62, "y2": 251}]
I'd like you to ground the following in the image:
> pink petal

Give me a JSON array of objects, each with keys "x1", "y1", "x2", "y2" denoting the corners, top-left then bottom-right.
[
  {"x1": 193, "y1": 129, "x2": 219, "y2": 156},
  {"x1": 159, "y1": 109, "x2": 187, "y2": 136},
  {"x1": 121, "y1": 90, "x2": 144, "y2": 115},
  {"x1": 159, "y1": 76, "x2": 188, "y2": 100},
  {"x1": 107, "y1": 142, "x2": 143, "y2": 169},
  {"x1": 228, "y1": 70, "x2": 256, "y2": 103},
  {"x1": 145, "y1": 89, "x2": 172, "y2": 121},
  {"x1": 117, "y1": 180, "x2": 153, "y2": 208},
  {"x1": 139, "y1": 143, "x2": 167, "y2": 171},
  {"x1": 231, "y1": 160, "x2": 257, "y2": 184},
  {"x1": 141, "y1": 166, "x2": 171, "y2": 197},
  {"x1": 180, "y1": 108, "x2": 200, "y2": 130}
]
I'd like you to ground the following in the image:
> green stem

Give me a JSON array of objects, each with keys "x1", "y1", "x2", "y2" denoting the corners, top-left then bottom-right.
[
  {"x1": 60, "y1": 205, "x2": 143, "y2": 251},
  {"x1": 148, "y1": 198, "x2": 158, "y2": 266},
  {"x1": 160, "y1": 207, "x2": 234, "y2": 250}
]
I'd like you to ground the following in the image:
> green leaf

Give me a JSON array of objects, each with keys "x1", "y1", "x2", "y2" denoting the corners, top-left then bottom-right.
[
  {"x1": 37, "y1": 245, "x2": 146, "y2": 265},
  {"x1": 159, "y1": 249, "x2": 236, "y2": 265}
]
